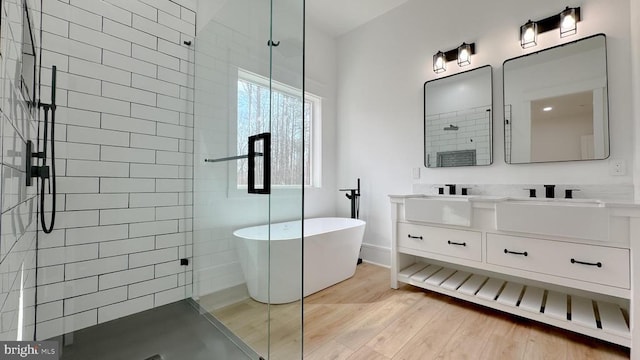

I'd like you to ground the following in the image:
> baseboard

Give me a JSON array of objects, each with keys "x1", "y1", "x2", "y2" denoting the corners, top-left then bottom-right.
[
  {"x1": 360, "y1": 242, "x2": 390, "y2": 268},
  {"x1": 197, "y1": 283, "x2": 249, "y2": 312}
]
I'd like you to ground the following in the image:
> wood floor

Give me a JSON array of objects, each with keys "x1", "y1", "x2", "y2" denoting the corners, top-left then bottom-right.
[{"x1": 211, "y1": 263, "x2": 630, "y2": 359}]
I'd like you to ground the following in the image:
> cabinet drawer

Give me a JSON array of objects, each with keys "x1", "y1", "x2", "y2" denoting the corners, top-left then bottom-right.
[
  {"x1": 487, "y1": 233, "x2": 629, "y2": 289},
  {"x1": 398, "y1": 223, "x2": 481, "y2": 262}
]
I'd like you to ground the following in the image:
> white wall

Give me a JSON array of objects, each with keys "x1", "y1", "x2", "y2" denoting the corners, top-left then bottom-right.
[
  {"x1": 632, "y1": 0, "x2": 640, "y2": 199},
  {"x1": 0, "y1": 0, "x2": 41, "y2": 341},
  {"x1": 337, "y1": 0, "x2": 634, "y2": 265},
  {"x1": 36, "y1": 0, "x2": 196, "y2": 340}
]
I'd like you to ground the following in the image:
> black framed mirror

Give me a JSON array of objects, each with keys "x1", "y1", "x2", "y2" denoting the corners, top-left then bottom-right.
[
  {"x1": 503, "y1": 34, "x2": 609, "y2": 164},
  {"x1": 424, "y1": 65, "x2": 493, "y2": 168}
]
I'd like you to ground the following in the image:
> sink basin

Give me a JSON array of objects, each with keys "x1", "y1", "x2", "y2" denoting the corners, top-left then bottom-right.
[
  {"x1": 496, "y1": 198, "x2": 610, "y2": 241},
  {"x1": 405, "y1": 197, "x2": 472, "y2": 226}
]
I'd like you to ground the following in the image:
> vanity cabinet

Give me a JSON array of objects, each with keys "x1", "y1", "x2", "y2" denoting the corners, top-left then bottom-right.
[{"x1": 390, "y1": 195, "x2": 640, "y2": 351}]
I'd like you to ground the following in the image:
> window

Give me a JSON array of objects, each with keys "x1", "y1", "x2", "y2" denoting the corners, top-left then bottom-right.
[{"x1": 237, "y1": 70, "x2": 320, "y2": 188}]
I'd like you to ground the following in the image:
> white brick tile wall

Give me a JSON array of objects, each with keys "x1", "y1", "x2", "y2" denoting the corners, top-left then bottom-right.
[
  {"x1": 128, "y1": 275, "x2": 177, "y2": 298},
  {"x1": 65, "y1": 224, "x2": 129, "y2": 245},
  {"x1": 99, "y1": 237, "x2": 155, "y2": 257},
  {"x1": 132, "y1": 45, "x2": 180, "y2": 71},
  {"x1": 98, "y1": 266, "x2": 154, "y2": 291},
  {"x1": 36, "y1": 301, "x2": 63, "y2": 323},
  {"x1": 103, "y1": 18, "x2": 156, "y2": 50},
  {"x1": 43, "y1": 1, "x2": 101, "y2": 31},
  {"x1": 156, "y1": 179, "x2": 191, "y2": 192},
  {"x1": 55, "y1": 107, "x2": 101, "y2": 128},
  {"x1": 129, "y1": 248, "x2": 178, "y2": 268},
  {"x1": 56, "y1": 143, "x2": 101, "y2": 161},
  {"x1": 63, "y1": 287, "x2": 128, "y2": 316},
  {"x1": 69, "y1": 57, "x2": 131, "y2": 86},
  {"x1": 37, "y1": 277, "x2": 98, "y2": 304},
  {"x1": 100, "y1": 178, "x2": 156, "y2": 193},
  {"x1": 101, "y1": 114, "x2": 157, "y2": 135},
  {"x1": 104, "y1": 0, "x2": 158, "y2": 22},
  {"x1": 69, "y1": 0, "x2": 132, "y2": 26},
  {"x1": 42, "y1": 32, "x2": 102, "y2": 63},
  {"x1": 140, "y1": 0, "x2": 180, "y2": 17},
  {"x1": 101, "y1": 146, "x2": 156, "y2": 164},
  {"x1": 130, "y1": 193, "x2": 179, "y2": 208},
  {"x1": 97, "y1": 295, "x2": 153, "y2": 324},
  {"x1": 69, "y1": 23, "x2": 132, "y2": 56},
  {"x1": 130, "y1": 163, "x2": 179, "y2": 178},
  {"x1": 67, "y1": 126, "x2": 130, "y2": 147},
  {"x1": 132, "y1": 74, "x2": 180, "y2": 98},
  {"x1": 132, "y1": 103, "x2": 181, "y2": 125},
  {"x1": 102, "y1": 82, "x2": 157, "y2": 107},
  {"x1": 129, "y1": 220, "x2": 178, "y2": 238},
  {"x1": 66, "y1": 159, "x2": 130, "y2": 178},
  {"x1": 56, "y1": 177, "x2": 100, "y2": 194},
  {"x1": 38, "y1": 244, "x2": 98, "y2": 267},
  {"x1": 103, "y1": 51, "x2": 158, "y2": 79},
  {"x1": 154, "y1": 287, "x2": 185, "y2": 307},
  {"x1": 42, "y1": 13, "x2": 69, "y2": 38},
  {"x1": 52, "y1": 210, "x2": 99, "y2": 229},
  {"x1": 68, "y1": 92, "x2": 131, "y2": 117},
  {"x1": 131, "y1": 133, "x2": 179, "y2": 151},
  {"x1": 65, "y1": 256, "x2": 129, "y2": 281},
  {"x1": 66, "y1": 194, "x2": 129, "y2": 211},
  {"x1": 37, "y1": 266, "x2": 65, "y2": 286},
  {"x1": 35, "y1": 0, "x2": 194, "y2": 339},
  {"x1": 100, "y1": 208, "x2": 156, "y2": 225}
]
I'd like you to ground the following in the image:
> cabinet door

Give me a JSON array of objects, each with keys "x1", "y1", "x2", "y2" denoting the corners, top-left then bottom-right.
[
  {"x1": 398, "y1": 223, "x2": 481, "y2": 262},
  {"x1": 486, "y1": 233, "x2": 629, "y2": 289}
]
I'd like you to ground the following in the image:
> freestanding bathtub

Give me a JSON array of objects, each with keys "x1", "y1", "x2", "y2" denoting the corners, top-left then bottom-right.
[{"x1": 233, "y1": 217, "x2": 366, "y2": 304}]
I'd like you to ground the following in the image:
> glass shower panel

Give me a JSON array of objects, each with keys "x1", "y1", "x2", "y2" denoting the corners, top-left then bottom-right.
[
  {"x1": 266, "y1": 0, "x2": 304, "y2": 358},
  {"x1": 192, "y1": 0, "x2": 304, "y2": 359}
]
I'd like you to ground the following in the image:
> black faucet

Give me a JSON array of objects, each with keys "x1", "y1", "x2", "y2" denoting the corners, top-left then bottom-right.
[
  {"x1": 445, "y1": 184, "x2": 456, "y2": 195},
  {"x1": 544, "y1": 185, "x2": 555, "y2": 198}
]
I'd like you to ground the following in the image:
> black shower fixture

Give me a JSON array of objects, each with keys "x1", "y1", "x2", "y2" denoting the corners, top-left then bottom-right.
[{"x1": 26, "y1": 65, "x2": 58, "y2": 234}]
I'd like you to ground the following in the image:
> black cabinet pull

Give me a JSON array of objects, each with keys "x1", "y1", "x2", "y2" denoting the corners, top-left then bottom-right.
[
  {"x1": 408, "y1": 234, "x2": 423, "y2": 240},
  {"x1": 447, "y1": 240, "x2": 466, "y2": 247},
  {"x1": 571, "y1": 258, "x2": 602, "y2": 268},
  {"x1": 504, "y1": 249, "x2": 528, "y2": 256}
]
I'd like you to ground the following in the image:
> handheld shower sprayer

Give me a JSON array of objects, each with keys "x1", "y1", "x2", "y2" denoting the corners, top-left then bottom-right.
[{"x1": 26, "y1": 65, "x2": 57, "y2": 233}]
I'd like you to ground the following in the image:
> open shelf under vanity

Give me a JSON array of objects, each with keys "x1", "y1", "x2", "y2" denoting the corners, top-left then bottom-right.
[{"x1": 398, "y1": 262, "x2": 630, "y2": 347}]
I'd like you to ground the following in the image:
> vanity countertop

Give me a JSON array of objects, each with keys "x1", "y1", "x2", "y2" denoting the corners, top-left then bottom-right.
[{"x1": 389, "y1": 194, "x2": 640, "y2": 209}]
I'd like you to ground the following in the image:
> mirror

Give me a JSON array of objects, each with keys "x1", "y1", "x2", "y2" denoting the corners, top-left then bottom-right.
[
  {"x1": 503, "y1": 34, "x2": 609, "y2": 164},
  {"x1": 424, "y1": 65, "x2": 493, "y2": 168}
]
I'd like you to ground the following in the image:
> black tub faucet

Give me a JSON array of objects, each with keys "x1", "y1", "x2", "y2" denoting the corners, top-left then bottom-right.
[
  {"x1": 445, "y1": 184, "x2": 456, "y2": 195},
  {"x1": 544, "y1": 184, "x2": 555, "y2": 198}
]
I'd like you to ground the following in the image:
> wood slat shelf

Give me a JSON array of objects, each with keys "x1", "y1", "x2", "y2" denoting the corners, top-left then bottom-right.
[{"x1": 398, "y1": 262, "x2": 630, "y2": 347}]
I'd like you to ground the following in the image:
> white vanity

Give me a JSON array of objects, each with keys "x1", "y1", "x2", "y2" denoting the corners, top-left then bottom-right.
[{"x1": 390, "y1": 194, "x2": 640, "y2": 350}]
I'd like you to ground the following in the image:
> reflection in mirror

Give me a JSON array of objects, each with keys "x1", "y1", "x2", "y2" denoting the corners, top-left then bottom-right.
[
  {"x1": 503, "y1": 34, "x2": 609, "y2": 164},
  {"x1": 424, "y1": 65, "x2": 493, "y2": 168}
]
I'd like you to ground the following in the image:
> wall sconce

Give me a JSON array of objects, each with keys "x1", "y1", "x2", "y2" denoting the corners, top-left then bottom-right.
[
  {"x1": 432, "y1": 42, "x2": 476, "y2": 73},
  {"x1": 520, "y1": 6, "x2": 581, "y2": 49}
]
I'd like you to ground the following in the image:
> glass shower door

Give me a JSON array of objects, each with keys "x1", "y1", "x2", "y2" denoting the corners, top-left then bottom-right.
[{"x1": 192, "y1": 0, "x2": 304, "y2": 359}]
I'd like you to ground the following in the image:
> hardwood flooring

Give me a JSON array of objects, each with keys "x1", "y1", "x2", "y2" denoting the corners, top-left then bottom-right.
[{"x1": 210, "y1": 263, "x2": 630, "y2": 359}]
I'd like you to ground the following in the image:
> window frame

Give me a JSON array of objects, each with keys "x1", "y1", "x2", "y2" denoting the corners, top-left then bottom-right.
[{"x1": 231, "y1": 69, "x2": 322, "y2": 195}]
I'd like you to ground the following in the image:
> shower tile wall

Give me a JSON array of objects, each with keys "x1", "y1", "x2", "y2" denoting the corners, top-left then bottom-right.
[
  {"x1": 0, "y1": 0, "x2": 41, "y2": 341},
  {"x1": 35, "y1": 0, "x2": 195, "y2": 340},
  {"x1": 425, "y1": 105, "x2": 492, "y2": 167}
]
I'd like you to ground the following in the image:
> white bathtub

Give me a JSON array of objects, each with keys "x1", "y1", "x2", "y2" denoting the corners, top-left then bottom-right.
[{"x1": 233, "y1": 217, "x2": 366, "y2": 304}]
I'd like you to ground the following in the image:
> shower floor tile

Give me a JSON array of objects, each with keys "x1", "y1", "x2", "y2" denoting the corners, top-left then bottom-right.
[{"x1": 57, "y1": 300, "x2": 253, "y2": 360}]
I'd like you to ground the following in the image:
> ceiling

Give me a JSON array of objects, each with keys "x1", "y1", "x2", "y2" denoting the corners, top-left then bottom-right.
[{"x1": 305, "y1": 0, "x2": 410, "y2": 37}]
